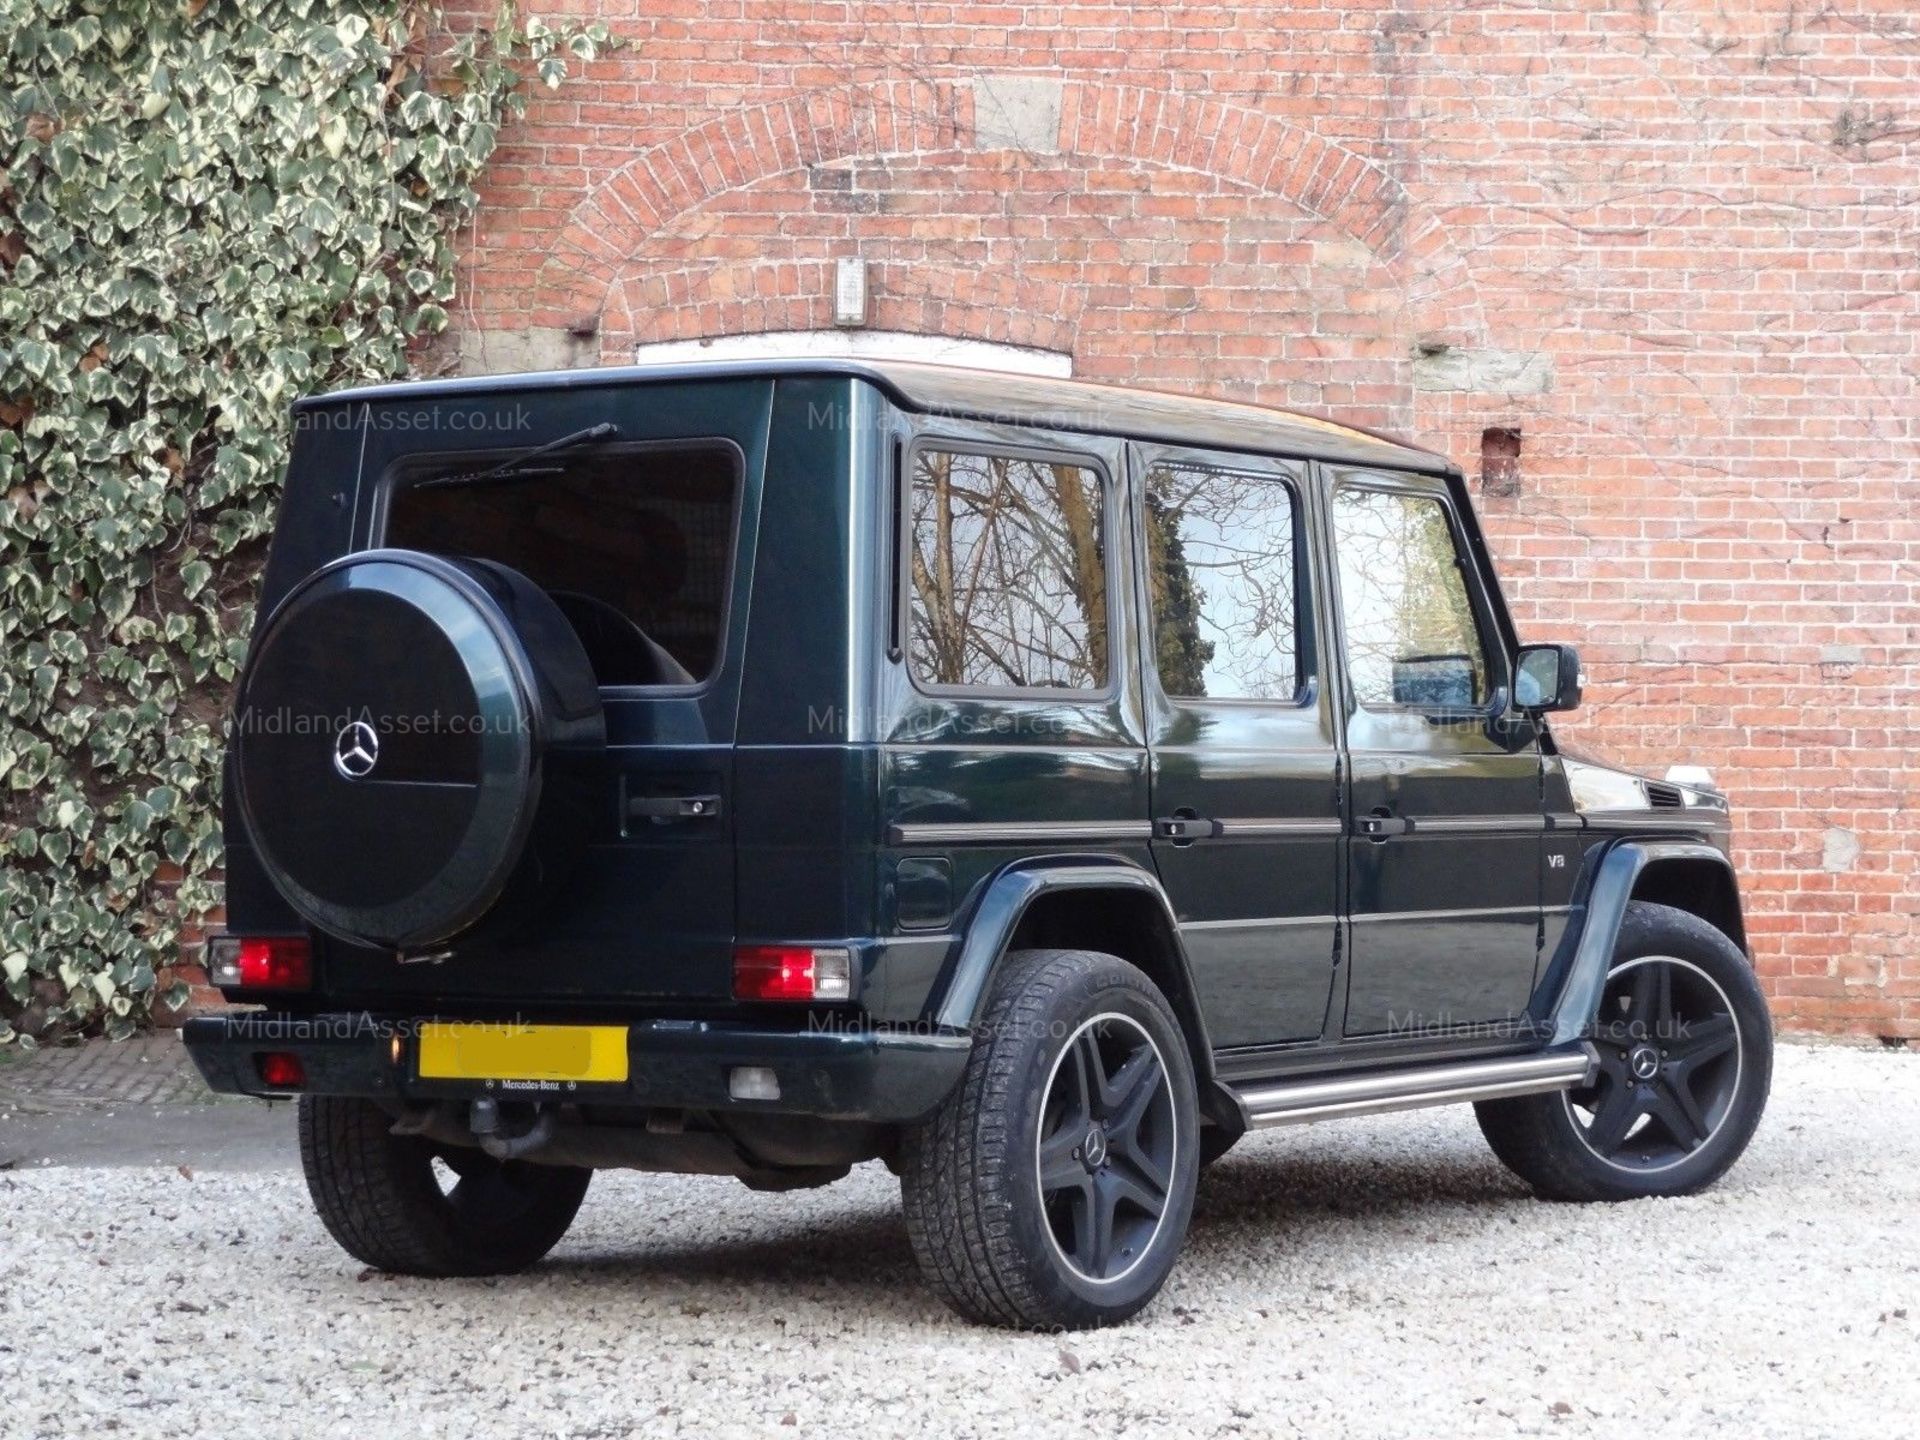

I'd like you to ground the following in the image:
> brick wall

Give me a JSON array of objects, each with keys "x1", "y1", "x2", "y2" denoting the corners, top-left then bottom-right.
[{"x1": 449, "y1": 0, "x2": 1919, "y2": 1038}]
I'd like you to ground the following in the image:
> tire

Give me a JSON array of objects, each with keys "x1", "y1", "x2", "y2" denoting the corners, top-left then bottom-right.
[
  {"x1": 900, "y1": 948, "x2": 1200, "y2": 1330},
  {"x1": 298, "y1": 1096, "x2": 591, "y2": 1276},
  {"x1": 1476, "y1": 901, "x2": 1772, "y2": 1202}
]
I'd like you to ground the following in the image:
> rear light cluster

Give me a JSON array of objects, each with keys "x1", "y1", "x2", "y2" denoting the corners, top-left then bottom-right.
[
  {"x1": 207, "y1": 935, "x2": 312, "y2": 991},
  {"x1": 732, "y1": 945, "x2": 853, "y2": 1002}
]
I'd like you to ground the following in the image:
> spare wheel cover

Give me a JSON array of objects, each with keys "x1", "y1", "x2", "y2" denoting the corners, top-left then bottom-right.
[{"x1": 234, "y1": 550, "x2": 552, "y2": 949}]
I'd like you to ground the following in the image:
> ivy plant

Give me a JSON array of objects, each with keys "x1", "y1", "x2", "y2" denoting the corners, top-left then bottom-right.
[{"x1": 0, "y1": 0, "x2": 611, "y2": 1042}]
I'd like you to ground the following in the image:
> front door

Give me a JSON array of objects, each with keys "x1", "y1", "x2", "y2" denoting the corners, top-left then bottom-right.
[
  {"x1": 1136, "y1": 446, "x2": 1343, "y2": 1047},
  {"x1": 1324, "y1": 471, "x2": 1544, "y2": 1038}
]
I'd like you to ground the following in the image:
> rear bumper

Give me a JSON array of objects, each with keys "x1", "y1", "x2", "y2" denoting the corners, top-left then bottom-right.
[{"x1": 183, "y1": 1013, "x2": 970, "y2": 1124}]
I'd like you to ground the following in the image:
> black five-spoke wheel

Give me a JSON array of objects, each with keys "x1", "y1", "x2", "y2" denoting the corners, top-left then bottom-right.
[
  {"x1": 900, "y1": 948, "x2": 1200, "y2": 1329},
  {"x1": 1478, "y1": 901, "x2": 1771, "y2": 1203},
  {"x1": 1567, "y1": 954, "x2": 1743, "y2": 1171},
  {"x1": 1036, "y1": 1013, "x2": 1177, "y2": 1283}
]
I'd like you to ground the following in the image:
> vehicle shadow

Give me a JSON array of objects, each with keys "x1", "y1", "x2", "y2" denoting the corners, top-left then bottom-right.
[
  {"x1": 523, "y1": 1131, "x2": 1535, "y2": 1319},
  {"x1": 1192, "y1": 1131, "x2": 1531, "y2": 1227}
]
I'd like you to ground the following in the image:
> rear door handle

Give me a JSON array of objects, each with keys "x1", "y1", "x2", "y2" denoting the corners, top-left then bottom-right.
[
  {"x1": 627, "y1": 793, "x2": 723, "y2": 822},
  {"x1": 1153, "y1": 815, "x2": 1222, "y2": 844},
  {"x1": 1357, "y1": 812, "x2": 1412, "y2": 838}
]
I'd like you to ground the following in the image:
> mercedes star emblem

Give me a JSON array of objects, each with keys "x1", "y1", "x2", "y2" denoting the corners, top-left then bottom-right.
[{"x1": 332, "y1": 719, "x2": 380, "y2": 780}]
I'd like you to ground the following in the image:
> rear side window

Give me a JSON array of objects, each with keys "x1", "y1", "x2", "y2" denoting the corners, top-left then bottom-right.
[
  {"x1": 906, "y1": 447, "x2": 1109, "y2": 691},
  {"x1": 1144, "y1": 464, "x2": 1302, "y2": 702},
  {"x1": 385, "y1": 441, "x2": 739, "y2": 687},
  {"x1": 1331, "y1": 486, "x2": 1488, "y2": 710}
]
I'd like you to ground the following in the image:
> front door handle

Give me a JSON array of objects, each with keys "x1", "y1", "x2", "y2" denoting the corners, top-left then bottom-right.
[
  {"x1": 1357, "y1": 811, "x2": 1412, "y2": 839},
  {"x1": 1153, "y1": 815, "x2": 1222, "y2": 844}
]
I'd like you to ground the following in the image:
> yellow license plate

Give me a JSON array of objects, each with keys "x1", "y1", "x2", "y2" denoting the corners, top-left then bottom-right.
[{"x1": 415, "y1": 1024, "x2": 628, "y2": 1084}]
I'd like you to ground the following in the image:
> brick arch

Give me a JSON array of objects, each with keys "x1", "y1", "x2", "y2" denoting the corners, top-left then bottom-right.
[{"x1": 536, "y1": 79, "x2": 1484, "y2": 350}]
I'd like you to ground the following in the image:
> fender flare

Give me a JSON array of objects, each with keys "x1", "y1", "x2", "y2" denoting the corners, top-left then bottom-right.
[
  {"x1": 927, "y1": 854, "x2": 1221, "y2": 1094},
  {"x1": 1535, "y1": 838, "x2": 1742, "y2": 1045}
]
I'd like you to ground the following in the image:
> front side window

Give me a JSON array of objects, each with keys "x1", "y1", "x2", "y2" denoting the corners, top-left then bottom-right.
[
  {"x1": 1331, "y1": 487, "x2": 1488, "y2": 710},
  {"x1": 907, "y1": 448, "x2": 1109, "y2": 690},
  {"x1": 385, "y1": 441, "x2": 740, "y2": 687},
  {"x1": 1144, "y1": 464, "x2": 1302, "y2": 702}
]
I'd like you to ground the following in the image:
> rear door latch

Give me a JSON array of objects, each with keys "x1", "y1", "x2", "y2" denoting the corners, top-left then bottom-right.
[{"x1": 626, "y1": 793, "x2": 723, "y2": 823}]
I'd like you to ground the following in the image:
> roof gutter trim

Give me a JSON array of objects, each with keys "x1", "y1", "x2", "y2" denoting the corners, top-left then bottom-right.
[{"x1": 292, "y1": 357, "x2": 1453, "y2": 474}]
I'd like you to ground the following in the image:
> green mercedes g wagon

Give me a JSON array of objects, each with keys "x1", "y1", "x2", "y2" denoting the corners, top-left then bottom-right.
[{"x1": 188, "y1": 359, "x2": 1771, "y2": 1329}]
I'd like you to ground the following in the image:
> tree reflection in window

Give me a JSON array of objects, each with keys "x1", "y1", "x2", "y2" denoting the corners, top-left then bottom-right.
[
  {"x1": 1143, "y1": 465, "x2": 1300, "y2": 701},
  {"x1": 908, "y1": 449, "x2": 1108, "y2": 690},
  {"x1": 1331, "y1": 487, "x2": 1487, "y2": 710}
]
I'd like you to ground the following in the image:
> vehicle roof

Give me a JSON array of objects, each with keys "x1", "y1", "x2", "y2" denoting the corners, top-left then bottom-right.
[{"x1": 295, "y1": 357, "x2": 1454, "y2": 475}]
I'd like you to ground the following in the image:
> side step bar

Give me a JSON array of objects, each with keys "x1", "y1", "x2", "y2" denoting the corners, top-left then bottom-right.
[{"x1": 1231, "y1": 1047, "x2": 1595, "y2": 1130}]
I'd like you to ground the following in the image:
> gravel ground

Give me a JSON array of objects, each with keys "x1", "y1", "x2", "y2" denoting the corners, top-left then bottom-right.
[{"x1": 2, "y1": 1042, "x2": 1915, "y2": 1439}]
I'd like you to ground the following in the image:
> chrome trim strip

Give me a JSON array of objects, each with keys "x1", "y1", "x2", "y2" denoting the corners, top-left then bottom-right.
[
  {"x1": 1215, "y1": 817, "x2": 1344, "y2": 837},
  {"x1": 1407, "y1": 814, "x2": 1548, "y2": 834},
  {"x1": 1237, "y1": 1049, "x2": 1595, "y2": 1129},
  {"x1": 1182, "y1": 914, "x2": 1337, "y2": 932},
  {"x1": 888, "y1": 819, "x2": 1153, "y2": 846},
  {"x1": 1349, "y1": 904, "x2": 1539, "y2": 923},
  {"x1": 1582, "y1": 814, "x2": 1716, "y2": 831}
]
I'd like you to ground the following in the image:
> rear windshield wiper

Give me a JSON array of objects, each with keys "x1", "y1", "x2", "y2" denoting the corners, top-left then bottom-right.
[{"x1": 413, "y1": 422, "x2": 622, "y2": 491}]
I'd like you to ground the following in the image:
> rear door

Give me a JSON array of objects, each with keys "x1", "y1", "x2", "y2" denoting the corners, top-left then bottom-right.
[
  {"x1": 1134, "y1": 445, "x2": 1343, "y2": 1047},
  {"x1": 876, "y1": 425, "x2": 1150, "y2": 1018},
  {"x1": 327, "y1": 378, "x2": 771, "y2": 1006},
  {"x1": 1323, "y1": 469, "x2": 1544, "y2": 1037}
]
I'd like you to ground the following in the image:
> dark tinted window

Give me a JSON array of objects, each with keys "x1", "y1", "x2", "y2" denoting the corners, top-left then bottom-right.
[
  {"x1": 907, "y1": 448, "x2": 1108, "y2": 690},
  {"x1": 1331, "y1": 487, "x2": 1488, "y2": 710},
  {"x1": 1144, "y1": 464, "x2": 1301, "y2": 701},
  {"x1": 385, "y1": 442, "x2": 738, "y2": 686}
]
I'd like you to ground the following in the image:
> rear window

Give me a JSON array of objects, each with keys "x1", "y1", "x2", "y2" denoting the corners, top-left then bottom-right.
[
  {"x1": 384, "y1": 441, "x2": 740, "y2": 687},
  {"x1": 905, "y1": 447, "x2": 1109, "y2": 692}
]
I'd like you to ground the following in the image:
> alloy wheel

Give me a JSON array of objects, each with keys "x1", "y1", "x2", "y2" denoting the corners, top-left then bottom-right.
[
  {"x1": 1035, "y1": 1013, "x2": 1179, "y2": 1283},
  {"x1": 1567, "y1": 954, "x2": 1743, "y2": 1172}
]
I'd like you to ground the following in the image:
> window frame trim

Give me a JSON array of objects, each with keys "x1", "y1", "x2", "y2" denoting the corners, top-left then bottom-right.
[
  {"x1": 897, "y1": 433, "x2": 1123, "y2": 703},
  {"x1": 373, "y1": 433, "x2": 748, "y2": 700},
  {"x1": 1137, "y1": 456, "x2": 1317, "y2": 711},
  {"x1": 1326, "y1": 474, "x2": 1510, "y2": 721}
]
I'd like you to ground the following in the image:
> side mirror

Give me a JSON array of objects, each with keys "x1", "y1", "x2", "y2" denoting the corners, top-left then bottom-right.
[{"x1": 1513, "y1": 643, "x2": 1582, "y2": 713}]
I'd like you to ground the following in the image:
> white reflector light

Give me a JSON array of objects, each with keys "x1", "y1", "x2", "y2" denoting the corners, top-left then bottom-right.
[{"x1": 729, "y1": 1066, "x2": 781, "y2": 1102}]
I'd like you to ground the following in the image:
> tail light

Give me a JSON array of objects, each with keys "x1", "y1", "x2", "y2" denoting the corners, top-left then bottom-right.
[
  {"x1": 255, "y1": 1052, "x2": 306, "y2": 1090},
  {"x1": 732, "y1": 945, "x2": 853, "y2": 1002},
  {"x1": 207, "y1": 935, "x2": 312, "y2": 991}
]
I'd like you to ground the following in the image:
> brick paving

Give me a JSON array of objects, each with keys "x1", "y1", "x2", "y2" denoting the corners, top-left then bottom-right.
[{"x1": 0, "y1": 1034, "x2": 209, "y2": 1117}]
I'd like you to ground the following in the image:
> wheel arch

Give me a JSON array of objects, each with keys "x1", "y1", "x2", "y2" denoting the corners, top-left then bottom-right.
[
  {"x1": 1628, "y1": 855, "x2": 1747, "y2": 956},
  {"x1": 927, "y1": 857, "x2": 1229, "y2": 1121},
  {"x1": 1537, "y1": 839, "x2": 1749, "y2": 1044}
]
